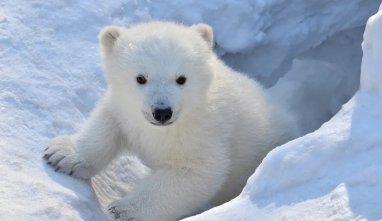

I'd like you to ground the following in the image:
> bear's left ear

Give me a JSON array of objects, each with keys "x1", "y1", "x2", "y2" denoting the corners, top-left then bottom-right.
[
  {"x1": 192, "y1": 24, "x2": 214, "y2": 48},
  {"x1": 99, "y1": 26, "x2": 122, "y2": 55}
]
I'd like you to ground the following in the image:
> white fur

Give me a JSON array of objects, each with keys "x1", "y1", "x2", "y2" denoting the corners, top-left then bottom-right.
[{"x1": 44, "y1": 22, "x2": 299, "y2": 221}]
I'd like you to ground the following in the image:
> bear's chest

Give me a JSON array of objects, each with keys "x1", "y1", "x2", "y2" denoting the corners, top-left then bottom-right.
[
  {"x1": 129, "y1": 127, "x2": 187, "y2": 168},
  {"x1": 137, "y1": 133, "x2": 174, "y2": 167},
  {"x1": 131, "y1": 123, "x2": 221, "y2": 169}
]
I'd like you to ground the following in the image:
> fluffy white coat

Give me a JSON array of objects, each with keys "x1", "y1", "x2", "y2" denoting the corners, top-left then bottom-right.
[{"x1": 44, "y1": 22, "x2": 298, "y2": 221}]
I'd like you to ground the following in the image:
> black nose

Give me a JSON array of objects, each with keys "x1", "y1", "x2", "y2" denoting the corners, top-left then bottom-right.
[{"x1": 152, "y1": 108, "x2": 173, "y2": 123}]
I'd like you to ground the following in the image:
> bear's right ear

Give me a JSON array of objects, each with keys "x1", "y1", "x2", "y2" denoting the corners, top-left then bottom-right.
[{"x1": 99, "y1": 26, "x2": 121, "y2": 54}]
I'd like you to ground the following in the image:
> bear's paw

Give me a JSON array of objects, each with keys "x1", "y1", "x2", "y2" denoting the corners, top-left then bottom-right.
[
  {"x1": 43, "y1": 135, "x2": 93, "y2": 179},
  {"x1": 107, "y1": 198, "x2": 142, "y2": 221}
]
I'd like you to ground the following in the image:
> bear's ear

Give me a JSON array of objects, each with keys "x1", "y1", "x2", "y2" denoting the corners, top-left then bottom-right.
[
  {"x1": 192, "y1": 23, "x2": 214, "y2": 48},
  {"x1": 99, "y1": 26, "x2": 122, "y2": 54}
]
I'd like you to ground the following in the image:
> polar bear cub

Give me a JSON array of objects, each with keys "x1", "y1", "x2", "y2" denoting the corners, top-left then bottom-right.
[{"x1": 44, "y1": 22, "x2": 298, "y2": 221}]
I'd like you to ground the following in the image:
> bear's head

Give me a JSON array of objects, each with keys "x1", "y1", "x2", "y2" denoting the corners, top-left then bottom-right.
[{"x1": 99, "y1": 22, "x2": 215, "y2": 127}]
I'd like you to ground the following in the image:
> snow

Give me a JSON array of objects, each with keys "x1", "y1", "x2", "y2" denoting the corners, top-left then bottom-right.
[
  {"x1": 361, "y1": 4, "x2": 382, "y2": 97},
  {"x1": 0, "y1": 0, "x2": 381, "y2": 220},
  {"x1": 185, "y1": 4, "x2": 382, "y2": 221}
]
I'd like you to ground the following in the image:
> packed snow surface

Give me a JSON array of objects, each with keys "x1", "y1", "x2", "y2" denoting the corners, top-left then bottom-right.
[{"x1": 0, "y1": 0, "x2": 381, "y2": 220}]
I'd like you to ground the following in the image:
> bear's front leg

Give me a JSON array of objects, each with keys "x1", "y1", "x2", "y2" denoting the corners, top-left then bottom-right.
[
  {"x1": 107, "y1": 156, "x2": 228, "y2": 221},
  {"x1": 44, "y1": 96, "x2": 125, "y2": 179}
]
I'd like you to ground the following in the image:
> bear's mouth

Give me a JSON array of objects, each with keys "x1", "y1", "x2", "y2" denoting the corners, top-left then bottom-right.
[
  {"x1": 142, "y1": 111, "x2": 177, "y2": 127},
  {"x1": 149, "y1": 121, "x2": 174, "y2": 126}
]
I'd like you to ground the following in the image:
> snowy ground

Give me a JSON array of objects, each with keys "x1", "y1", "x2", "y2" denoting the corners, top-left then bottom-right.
[{"x1": 0, "y1": 0, "x2": 381, "y2": 220}]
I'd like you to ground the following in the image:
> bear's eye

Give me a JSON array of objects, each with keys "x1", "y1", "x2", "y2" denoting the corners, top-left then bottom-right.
[
  {"x1": 136, "y1": 75, "x2": 147, "y2": 85},
  {"x1": 176, "y1": 76, "x2": 186, "y2": 85}
]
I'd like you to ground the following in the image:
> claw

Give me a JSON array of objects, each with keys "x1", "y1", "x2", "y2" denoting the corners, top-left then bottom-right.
[
  {"x1": 47, "y1": 161, "x2": 52, "y2": 165},
  {"x1": 43, "y1": 153, "x2": 54, "y2": 161},
  {"x1": 55, "y1": 156, "x2": 65, "y2": 166},
  {"x1": 55, "y1": 166, "x2": 60, "y2": 172},
  {"x1": 68, "y1": 161, "x2": 81, "y2": 176},
  {"x1": 108, "y1": 206, "x2": 121, "y2": 219}
]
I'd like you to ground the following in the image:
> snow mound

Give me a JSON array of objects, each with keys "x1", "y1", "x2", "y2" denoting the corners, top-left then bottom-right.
[
  {"x1": 184, "y1": 5, "x2": 382, "y2": 221},
  {"x1": 361, "y1": 4, "x2": 382, "y2": 96},
  {"x1": 0, "y1": 0, "x2": 381, "y2": 220}
]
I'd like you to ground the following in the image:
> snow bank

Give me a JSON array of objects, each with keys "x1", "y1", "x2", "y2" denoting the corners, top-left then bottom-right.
[
  {"x1": 0, "y1": 0, "x2": 381, "y2": 220},
  {"x1": 361, "y1": 4, "x2": 382, "y2": 96},
  {"x1": 185, "y1": 4, "x2": 382, "y2": 220},
  {"x1": 0, "y1": 1, "x2": 109, "y2": 220},
  {"x1": 269, "y1": 27, "x2": 366, "y2": 133}
]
